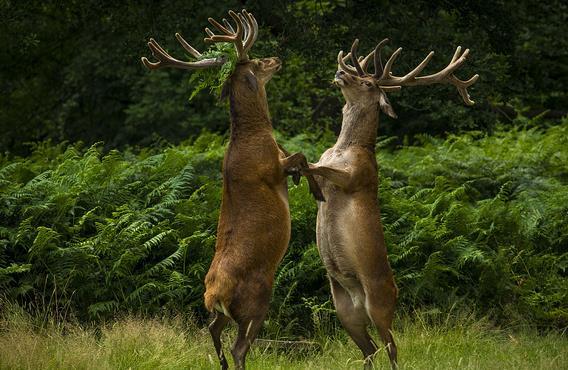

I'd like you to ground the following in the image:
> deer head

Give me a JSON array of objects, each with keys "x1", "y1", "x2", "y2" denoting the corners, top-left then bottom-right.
[
  {"x1": 334, "y1": 39, "x2": 479, "y2": 118},
  {"x1": 141, "y1": 10, "x2": 281, "y2": 102}
]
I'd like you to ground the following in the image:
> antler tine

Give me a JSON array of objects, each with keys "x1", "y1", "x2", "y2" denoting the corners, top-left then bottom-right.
[
  {"x1": 227, "y1": 10, "x2": 244, "y2": 60},
  {"x1": 405, "y1": 47, "x2": 470, "y2": 83},
  {"x1": 222, "y1": 18, "x2": 235, "y2": 33},
  {"x1": 238, "y1": 13, "x2": 250, "y2": 42},
  {"x1": 419, "y1": 47, "x2": 470, "y2": 81},
  {"x1": 205, "y1": 10, "x2": 246, "y2": 60},
  {"x1": 379, "y1": 47, "x2": 403, "y2": 81},
  {"x1": 241, "y1": 10, "x2": 258, "y2": 55},
  {"x1": 141, "y1": 38, "x2": 225, "y2": 70},
  {"x1": 394, "y1": 50, "x2": 435, "y2": 83},
  {"x1": 249, "y1": 11, "x2": 259, "y2": 51},
  {"x1": 208, "y1": 17, "x2": 233, "y2": 35},
  {"x1": 450, "y1": 46, "x2": 463, "y2": 63},
  {"x1": 350, "y1": 39, "x2": 365, "y2": 76},
  {"x1": 237, "y1": 11, "x2": 256, "y2": 54},
  {"x1": 360, "y1": 50, "x2": 375, "y2": 75},
  {"x1": 376, "y1": 44, "x2": 479, "y2": 105},
  {"x1": 148, "y1": 38, "x2": 169, "y2": 57},
  {"x1": 373, "y1": 38, "x2": 389, "y2": 77},
  {"x1": 381, "y1": 85, "x2": 403, "y2": 92},
  {"x1": 448, "y1": 73, "x2": 480, "y2": 105},
  {"x1": 337, "y1": 50, "x2": 359, "y2": 76},
  {"x1": 143, "y1": 38, "x2": 180, "y2": 69},
  {"x1": 175, "y1": 33, "x2": 202, "y2": 58}
]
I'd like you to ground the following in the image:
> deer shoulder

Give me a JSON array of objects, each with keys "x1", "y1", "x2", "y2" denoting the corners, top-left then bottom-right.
[{"x1": 312, "y1": 146, "x2": 377, "y2": 193}]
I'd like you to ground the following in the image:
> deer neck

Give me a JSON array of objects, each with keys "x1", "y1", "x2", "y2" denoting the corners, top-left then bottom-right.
[
  {"x1": 228, "y1": 92, "x2": 273, "y2": 139},
  {"x1": 336, "y1": 102, "x2": 379, "y2": 152}
]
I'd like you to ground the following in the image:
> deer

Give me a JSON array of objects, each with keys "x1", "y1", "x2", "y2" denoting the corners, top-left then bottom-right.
[
  {"x1": 141, "y1": 9, "x2": 323, "y2": 370},
  {"x1": 302, "y1": 39, "x2": 479, "y2": 369}
]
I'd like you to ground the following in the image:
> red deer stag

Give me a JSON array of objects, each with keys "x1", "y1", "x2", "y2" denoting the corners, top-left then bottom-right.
[
  {"x1": 141, "y1": 9, "x2": 323, "y2": 370},
  {"x1": 303, "y1": 39, "x2": 478, "y2": 369}
]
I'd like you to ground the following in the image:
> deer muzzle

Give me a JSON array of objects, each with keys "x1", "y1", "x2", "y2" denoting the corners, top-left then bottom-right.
[{"x1": 334, "y1": 71, "x2": 346, "y2": 86}]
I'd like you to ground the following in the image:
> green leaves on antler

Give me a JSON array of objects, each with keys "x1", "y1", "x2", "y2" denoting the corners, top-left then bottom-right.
[{"x1": 187, "y1": 43, "x2": 238, "y2": 100}]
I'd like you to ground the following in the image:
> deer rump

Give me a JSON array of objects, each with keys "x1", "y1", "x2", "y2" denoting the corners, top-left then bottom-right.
[{"x1": 204, "y1": 135, "x2": 292, "y2": 320}]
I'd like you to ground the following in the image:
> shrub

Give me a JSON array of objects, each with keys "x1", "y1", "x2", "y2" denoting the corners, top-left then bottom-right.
[{"x1": 1, "y1": 120, "x2": 566, "y2": 334}]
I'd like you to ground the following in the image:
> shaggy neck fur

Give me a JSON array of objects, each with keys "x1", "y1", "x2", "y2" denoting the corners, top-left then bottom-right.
[
  {"x1": 228, "y1": 88, "x2": 272, "y2": 139},
  {"x1": 336, "y1": 102, "x2": 379, "y2": 152}
]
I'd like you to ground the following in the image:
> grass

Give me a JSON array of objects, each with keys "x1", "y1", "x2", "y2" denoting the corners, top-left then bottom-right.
[{"x1": 0, "y1": 307, "x2": 566, "y2": 370}]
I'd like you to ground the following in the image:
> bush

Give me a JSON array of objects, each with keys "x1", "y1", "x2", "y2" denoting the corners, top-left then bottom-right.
[
  {"x1": 1, "y1": 120, "x2": 567, "y2": 334},
  {"x1": 2, "y1": 1, "x2": 566, "y2": 154}
]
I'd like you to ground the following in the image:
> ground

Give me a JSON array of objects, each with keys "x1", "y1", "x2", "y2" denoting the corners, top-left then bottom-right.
[{"x1": 0, "y1": 310, "x2": 566, "y2": 370}]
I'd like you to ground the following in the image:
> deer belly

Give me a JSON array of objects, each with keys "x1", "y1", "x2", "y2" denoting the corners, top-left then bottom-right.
[
  {"x1": 318, "y1": 233, "x2": 366, "y2": 310},
  {"x1": 217, "y1": 180, "x2": 290, "y2": 253},
  {"x1": 319, "y1": 236, "x2": 367, "y2": 311},
  {"x1": 317, "y1": 198, "x2": 368, "y2": 308},
  {"x1": 276, "y1": 182, "x2": 290, "y2": 215}
]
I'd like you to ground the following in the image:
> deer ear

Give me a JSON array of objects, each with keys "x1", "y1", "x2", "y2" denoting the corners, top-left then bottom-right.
[
  {"x1": 379, "y1": 91, "x2": 397, "y2": 119},
  {"x1": 244, "y1": 72, "x2": 258, "y2": 92},
  {"x1": 220, "y1": 81, "x2": 231, "y2": 101}
]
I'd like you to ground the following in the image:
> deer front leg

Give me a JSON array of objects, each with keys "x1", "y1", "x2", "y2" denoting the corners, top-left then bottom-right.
[
  {"x1": 302, "y1": 163, "x2": 354, "y2": 190},
  {"x1": 279, "y1": 151, "x2": 303, "y2": 185},
  {"x1": 279, "y1": 153, "x2": 325, "y2": 201}
]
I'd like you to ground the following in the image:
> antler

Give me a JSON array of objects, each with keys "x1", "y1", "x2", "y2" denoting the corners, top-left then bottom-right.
[
  {"x1": 140, "y1": 9, "x2": 258, "y2": 71},
  {"x1": 337, "y1": 40, "x2": 401, "y2": 92},
  {"x1": 337, "y1": 39, "x2": 479, "y2": 105},
  {"x1": 141, "y1": 33, "x2": 226, "y2": 71},
  {"x1": 375, "y1": 42, "x2": 479, "y2": 105},
  {"x1": 205, "y1": 9, "x2": 258, "y2": 62}
]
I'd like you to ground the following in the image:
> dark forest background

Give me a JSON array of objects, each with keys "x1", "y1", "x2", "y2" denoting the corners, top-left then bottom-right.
[
  {"x1": 1, "y1": 0, "x2": 566, "y2": 336},
  {"x1": 2, "y1": 0, "x2": 566, "y2": 154}
]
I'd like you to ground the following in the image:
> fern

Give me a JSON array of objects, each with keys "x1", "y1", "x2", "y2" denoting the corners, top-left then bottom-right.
[
  {"x1": 0, "y1": 120, "x2": 567, "y2": 330},
  {"x1": 187, "y1": 42, "x2": 238, "y2": 99}
]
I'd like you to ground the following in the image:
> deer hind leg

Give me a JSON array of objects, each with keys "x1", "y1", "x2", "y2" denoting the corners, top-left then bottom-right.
[
  {"x1": 231, "y1": 314, "x2": 266, "y2": 370},
  {"x1": 364, "y1": 279, "x2": 398, "y2": 369},
  {"x1": 329, "y1": 277, "x2": 377, "y2": 369},
  {"x1": 209, "y1": 312, "x2": 231, "y2": 370},
  {"x1": 230, "y1": 285, "x2": 271, "y2": 370}
]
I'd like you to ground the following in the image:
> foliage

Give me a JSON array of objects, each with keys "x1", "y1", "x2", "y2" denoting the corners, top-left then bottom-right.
[
  {"x1": 270, "y1": 119, "x2": 568, "y2": 333},
  {"x1": 378, "y1": 121, "x2": 568, "y2": 327},
  {"x1": 1, "y1": 119, "x2": 567, "y2": 334},
  {"x1": 1, "y1": 0, "x2": 566, "y2": 154},
  {"x1": 0, "y1": 133, "x2": 226, "y2": 321},
  {"x1": 187, "y1": 42, "x2": 238, "y2": 100},
  {"x1": 0, "y1": 306, "x2": 566, "y2": 370}
]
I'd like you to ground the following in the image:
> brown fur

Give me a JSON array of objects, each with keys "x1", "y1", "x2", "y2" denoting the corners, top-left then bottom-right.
[
  {"x1": 307, "y1": 39, "x2": 477, "y2": 369},
  {"x1": 141, "y1": 12, "x2": 323, "y2": 368},
  {"x1": 204, "y1": 58, "x2": 322, "y2": 370},
  {"x1": 205, "y1": 58, "x2": 299, "y2": 315},
  {"x1": 303, "y1": 69, "x2": 399, "y2": 369}
]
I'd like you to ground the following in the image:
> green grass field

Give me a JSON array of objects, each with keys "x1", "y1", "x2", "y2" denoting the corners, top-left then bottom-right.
[{"x1": 1, "y1": 307, "x2": 566, "y2": 370}]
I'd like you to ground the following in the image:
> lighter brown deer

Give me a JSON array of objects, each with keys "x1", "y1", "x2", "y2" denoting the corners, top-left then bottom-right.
[
  {"x1": 303, "y1": 39, "x2": 478, "y2": 369},
  {"x1": 141, "y1": 10, "x2": 322, "y2": 370}
]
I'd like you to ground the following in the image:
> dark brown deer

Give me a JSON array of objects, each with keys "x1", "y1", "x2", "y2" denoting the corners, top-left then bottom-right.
[
  {"x1": 303, "y1": 39, "x2": 478, "y2": 369},
  {"x1": 141, "y1": 10, "x2": 323, "y2": 370}
]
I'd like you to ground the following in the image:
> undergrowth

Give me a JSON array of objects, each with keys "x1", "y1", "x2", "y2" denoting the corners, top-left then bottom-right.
[
  {"x1": 1, "y1": 119, "x2": 567, "y2": 334},
  {"x1": 0, "y1": 303, "x2": 565, "y2": 370},
  {"x1": 188, "y1": 42, "x2": 238, "y2": 99}
]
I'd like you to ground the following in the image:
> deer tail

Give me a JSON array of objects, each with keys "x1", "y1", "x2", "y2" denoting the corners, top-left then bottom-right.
[{"x1": 204, "y1": 270, "x2": 235, "y2": 319}]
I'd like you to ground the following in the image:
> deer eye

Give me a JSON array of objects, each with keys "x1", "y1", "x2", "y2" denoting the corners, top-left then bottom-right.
[{"x1": 364, "y1": 82, "x2": 373, "y2": 87}]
